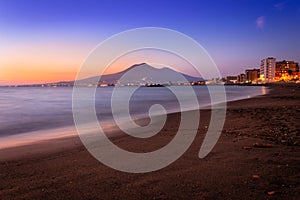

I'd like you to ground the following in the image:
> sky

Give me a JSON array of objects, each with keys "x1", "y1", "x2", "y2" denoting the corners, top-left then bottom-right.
[{"x1": 0, "y1": 0, "x2": 300, "y2": 85}]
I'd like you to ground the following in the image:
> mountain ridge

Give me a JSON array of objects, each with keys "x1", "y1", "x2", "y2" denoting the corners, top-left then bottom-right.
[{"x1": 75, "y1": 63, "x2": 203, "y2": 85}]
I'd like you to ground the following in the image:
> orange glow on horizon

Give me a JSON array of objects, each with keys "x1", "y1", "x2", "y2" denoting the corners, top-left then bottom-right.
[
  {"x1": 0, "y1": 39, "x2": 92, "y2": 85},
  {"x1": 0, "y1": 67, "x2": 77, "y2": 85},
  {"x1": 1, "y1": 45, "x2": 200, "y2": 85}
]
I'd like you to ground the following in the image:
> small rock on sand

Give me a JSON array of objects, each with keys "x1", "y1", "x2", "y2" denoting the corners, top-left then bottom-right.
[
  {"x1": 253, "y1": 143, "x2": 273, "y2": 148},
  {"x1": 267, "y1": 191, "x2": 276, "y2": 196},
  {"x1": 252, "y1": 175, "x2": 260, "y2": 179}
]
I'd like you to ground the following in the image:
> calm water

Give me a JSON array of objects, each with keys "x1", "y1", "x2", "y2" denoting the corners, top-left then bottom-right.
[{"x1": 0, "y1": 86, "x2": 267, "y2": 144}]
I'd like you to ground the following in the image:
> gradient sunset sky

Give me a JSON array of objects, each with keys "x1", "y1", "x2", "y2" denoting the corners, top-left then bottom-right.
[{"x1": 1, "y1": 0, "x2": 300, "y2": 85}]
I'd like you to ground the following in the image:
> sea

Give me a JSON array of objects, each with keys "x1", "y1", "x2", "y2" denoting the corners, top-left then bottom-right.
[{"x1": 0, "y1": 85, "x2": 268, "y2": 148}]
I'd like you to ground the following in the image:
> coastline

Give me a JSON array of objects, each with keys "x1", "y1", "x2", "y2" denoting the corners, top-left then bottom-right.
[{"x1": 0, "y1": 84, "x2": 299, "y2": 199}]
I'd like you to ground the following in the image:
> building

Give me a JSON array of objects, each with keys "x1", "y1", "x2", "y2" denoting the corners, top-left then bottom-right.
[
  {"x1": 237, "y1": 73, "x2": 246, "y2": 84},
  {"x1": 205, "y1": 77, "x2": 225, "y2": 85},
  {"x1": 275, "y1": 60, "x2": 299, "y2": 81},
  {"x1": 260, "y1": 57, "x2": 276, "y2": 82},
  {"x1": 245, "y1": 69, "x2": 260, "y2": 83},
  {"x1": 226, "y1": 76, "x2": 238, "y2": 84}
]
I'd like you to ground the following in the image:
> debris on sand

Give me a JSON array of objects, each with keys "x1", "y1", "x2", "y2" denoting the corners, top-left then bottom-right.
[
  {"x1": 267, "y1": 191, "x2": 276, "y2": 196},
  {"x1": 253, "y1": 143, "x2": 273, "y2": 148},
  {"x1": 252, "y1": 175, "x2": 260, "y2": 179}
]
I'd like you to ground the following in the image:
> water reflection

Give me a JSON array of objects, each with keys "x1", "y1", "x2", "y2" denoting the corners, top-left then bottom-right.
[{"x1": 261, "y1": 86, "x2": 267, "y2": 95}]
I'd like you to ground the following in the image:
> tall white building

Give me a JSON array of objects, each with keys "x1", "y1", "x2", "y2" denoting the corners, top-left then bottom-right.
[{"x1": 260, "y1": 57, "x2": 276, "y2": 82}]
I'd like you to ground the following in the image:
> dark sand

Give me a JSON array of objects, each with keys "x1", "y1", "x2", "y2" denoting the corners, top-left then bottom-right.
[{"x1": 0, "y1": 84, "x2": 299, "y2": 199}]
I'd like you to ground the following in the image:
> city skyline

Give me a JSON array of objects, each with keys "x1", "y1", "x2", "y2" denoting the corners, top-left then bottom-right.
[{"x1": 1, "y1": 0, "x2": 300, "y2": 85}]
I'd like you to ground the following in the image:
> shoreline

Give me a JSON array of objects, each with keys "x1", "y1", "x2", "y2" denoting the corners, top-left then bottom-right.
[{"x1": 0, "y1": 84, "x2": 299, "y2": 199}]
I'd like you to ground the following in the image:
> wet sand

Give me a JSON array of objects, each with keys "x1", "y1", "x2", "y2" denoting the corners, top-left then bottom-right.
[{"x1": 0, "y1": 84, "x2": 299, "y2": 199}]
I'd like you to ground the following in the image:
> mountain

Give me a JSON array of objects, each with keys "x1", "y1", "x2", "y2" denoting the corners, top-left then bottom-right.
[{"x1": 76, "y1": 63, "x2": 203, "y2": 86}]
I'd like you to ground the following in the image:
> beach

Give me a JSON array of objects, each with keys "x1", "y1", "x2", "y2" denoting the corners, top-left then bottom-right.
[{"x1": 0, "y1": 84, "x2": 299, "y2": 199}]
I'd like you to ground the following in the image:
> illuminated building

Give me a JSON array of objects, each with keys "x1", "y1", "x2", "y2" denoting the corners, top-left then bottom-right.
[
  {"x1": 275, "y1": 60, "x2": 299, "y2": 81},
  {"x1": 260, "y1": 57, "x2": 276, "y2": 82},
  {"x1": 245, "y1": 69, "x2": 260, "y2": 83}
]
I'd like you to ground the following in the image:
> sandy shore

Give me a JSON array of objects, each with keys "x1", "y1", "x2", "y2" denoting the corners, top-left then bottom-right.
[{"x1": 0, "y1": 84, "x2": 299, "y2": 199}]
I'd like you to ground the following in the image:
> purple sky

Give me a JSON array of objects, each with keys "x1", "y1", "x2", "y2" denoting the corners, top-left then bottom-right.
[{"x1": 1, "y1": 0, "x2": 300, "y2": 84}]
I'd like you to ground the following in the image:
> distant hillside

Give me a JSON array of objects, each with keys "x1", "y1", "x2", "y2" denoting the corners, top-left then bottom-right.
[{"x1": 75, "y1": 63, "x2": 203, "y2": 85}]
